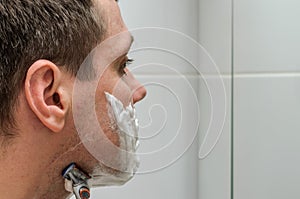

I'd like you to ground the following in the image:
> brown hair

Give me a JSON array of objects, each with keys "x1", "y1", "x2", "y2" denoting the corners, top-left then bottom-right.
[{"x1": 0, "y1": 0, "x2": 105, "y2": 136}]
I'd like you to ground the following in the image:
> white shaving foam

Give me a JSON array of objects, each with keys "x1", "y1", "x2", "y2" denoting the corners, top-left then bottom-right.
[{"x1": 87, "y1": 92, "x2": 140, "y2": 187}]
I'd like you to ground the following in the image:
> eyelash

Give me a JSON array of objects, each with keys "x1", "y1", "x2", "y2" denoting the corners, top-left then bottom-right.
[{"x1": 120, "y1": 58, "x2": 133, "y2": 75}]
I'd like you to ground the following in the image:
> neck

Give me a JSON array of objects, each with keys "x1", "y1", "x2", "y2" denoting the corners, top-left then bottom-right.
[
  {"x1": 0, "y1": 92, "x2": 76, "y2": 199},
  {"x1": 0, "y1": 136, "x2": 70, "y2": 199},
  {"x1": 0, "y1": 137, "x2": 40, "y2": 198}
]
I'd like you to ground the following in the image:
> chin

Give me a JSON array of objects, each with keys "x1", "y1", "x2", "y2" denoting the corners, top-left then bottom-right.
[{"x1": 87, "y1": 154, "x2": 139, "y2": 187}]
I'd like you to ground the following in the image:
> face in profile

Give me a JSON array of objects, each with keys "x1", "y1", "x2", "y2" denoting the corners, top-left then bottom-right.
[{"x1": 60, "y1": 0, "x2": 147, "y2": 190}]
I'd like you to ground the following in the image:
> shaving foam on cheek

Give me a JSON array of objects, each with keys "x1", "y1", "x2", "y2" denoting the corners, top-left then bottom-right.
[
  {"x1": 87, "y1": 92, "x2": 140, "y2": 187},
  {"x1": 105, "y1": 92, "x2": 139, "y2": 148}
]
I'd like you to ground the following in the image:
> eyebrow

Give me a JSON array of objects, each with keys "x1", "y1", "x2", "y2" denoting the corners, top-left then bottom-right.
[
  {"x1": 119, "y1": 35, "x2": 134, "y2": 58},
  {"x1": 122, "y1": 35, "x2": 134, "y2": 57}
]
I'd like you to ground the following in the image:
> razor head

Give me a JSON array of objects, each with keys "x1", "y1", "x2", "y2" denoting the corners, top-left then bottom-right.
[{"x1": 62, "y1": 163, "x2": 91, "y2": 199}]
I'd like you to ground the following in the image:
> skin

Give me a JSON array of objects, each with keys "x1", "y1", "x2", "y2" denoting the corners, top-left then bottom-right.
[{"x1": 0, "y1": 0, "x2": 146, "y2": 198}]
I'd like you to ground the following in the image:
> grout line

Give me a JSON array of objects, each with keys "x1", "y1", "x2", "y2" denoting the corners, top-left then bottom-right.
[
  {"x1": 196, "y1": 0, "x2": 200, "y2": 196},
  {"x1": 235, "y1": 72, "x2": 300, "y2": 78},
  {"x1": 134, "y1": 74, "x2": 200, "y2": 78},
  {"x1": 134, "y1": 75, "x2": 235, "y2": 80},
  {"x1": 134, "y1": 72, "x2": 300, "y2": 79},
  {"x1": 134, "y1": 73, "x2": 227, "y2": 77},
  {"x1": 231, "y1": 0, "x2": 235, "y2": 198}
]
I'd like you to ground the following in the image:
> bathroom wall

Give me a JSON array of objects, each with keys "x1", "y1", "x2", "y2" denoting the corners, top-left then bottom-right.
[
  {"x1": 233, "y1": 0, "x2": 300, "y2": 198},
  {"x1": 199, "y1": 0, "x2": 300, "y2": 198},
  {"x1": 198, "y1": 0, "x2": 300, "y2": 198},
  {"x1": 198, "y1": 0, "x2": 232, "y2": 198}
]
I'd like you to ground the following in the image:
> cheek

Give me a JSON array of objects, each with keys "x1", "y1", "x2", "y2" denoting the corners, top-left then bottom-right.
[
  {"x1": 93, "y1": 72, "x2": 132, "y2": 147},
  {"x1": 94, "y1": 91, "x2": 120, "y2": 148},
  {"x1": 98, "y1": 72, "x2": 133, "y2": 106},
  {"x1": 111, "y1": 76, "x2": 134, "y2": 107}
]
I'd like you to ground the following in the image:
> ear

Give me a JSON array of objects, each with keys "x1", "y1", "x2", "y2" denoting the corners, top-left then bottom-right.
[{"x1": 24, "y1": 60, "x2": 70, "y2": 133}]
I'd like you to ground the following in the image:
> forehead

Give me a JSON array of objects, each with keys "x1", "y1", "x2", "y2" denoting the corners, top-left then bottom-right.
[
  {"x1": 93, "y1": 31, "x2": 133, "y2": 66},
  {"x1": 93, "y1": 0, "x2": 127, "y2": 38}
]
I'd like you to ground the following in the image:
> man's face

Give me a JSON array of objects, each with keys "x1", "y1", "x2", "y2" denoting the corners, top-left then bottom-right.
[{"x1": 62, "y1": 0, "x2": 146, "y2": 185}]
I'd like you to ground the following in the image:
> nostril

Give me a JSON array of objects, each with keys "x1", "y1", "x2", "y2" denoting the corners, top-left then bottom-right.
[{"x1": 133, "y1": 86, "x2": 147, "y2": 104}]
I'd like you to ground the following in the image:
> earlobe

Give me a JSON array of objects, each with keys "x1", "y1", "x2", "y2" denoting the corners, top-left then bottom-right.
[{"x1": 24, "y1": 60, "x2": 70, "y2": 133}]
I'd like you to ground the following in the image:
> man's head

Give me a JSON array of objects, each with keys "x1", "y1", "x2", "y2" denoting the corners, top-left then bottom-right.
[
  {"x1": 0, "y1": 0, "x2": 146, "y2": 198},
  {"x1": 0, "y1": 0, "x2": 103, "y2": 137}
]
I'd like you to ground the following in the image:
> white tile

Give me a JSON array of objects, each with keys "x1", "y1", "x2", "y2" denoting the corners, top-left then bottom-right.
[
  {"x1": 126, "y1": 27, "x2": 224, "y2": 76},
  {"x1": 127, "y1": 44, "x2": 199, "y2": 75},
  {"x1": 198, "y1": 76, "x2": 231, "y2": 199},
  {"x1": 234, "y1": 75, "x2": 300, "y2": 199},
  {"x1": 234, "y1": 0, "x2": 300, "y2": 72},
  {"x1": 119, "y1": 0, "x2": 198, "y2": 40},
  {"x1": 199, "y1": 0, "x2": 232, "y2": 74},
  {"x1": 197, "y1": 1, "x2": 232, "y2": 196},
  {"x1": 91, "y1": 75, "x2": 200, "y2": 199},
  {"x1": 118, "y1": 0, "x2": 201, "y2": 75}
]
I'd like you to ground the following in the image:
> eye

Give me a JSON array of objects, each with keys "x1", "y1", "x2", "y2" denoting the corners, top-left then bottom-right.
[{"x1": 119, "y1": 58, "x2": 133, "y2": 75}]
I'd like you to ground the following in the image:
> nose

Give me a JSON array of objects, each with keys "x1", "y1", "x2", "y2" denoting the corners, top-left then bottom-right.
[
  {"x1": 132, "y1": 85, "x2": 147, "y2": 104},
  {"x1": 123, "y1": 69, "x2": 147, "y2": 104}
]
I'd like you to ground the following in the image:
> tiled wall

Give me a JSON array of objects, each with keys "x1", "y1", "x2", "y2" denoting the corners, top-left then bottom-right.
[
  {"x1": 198, "y1": 0, "x2": 232, "y2": 198},
  {"x1": 233, "y1": 0, "x2": 300, "y2": 198},
  {"x1": 198, "y1": 0, "x2": 300, "y2": 198}
]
